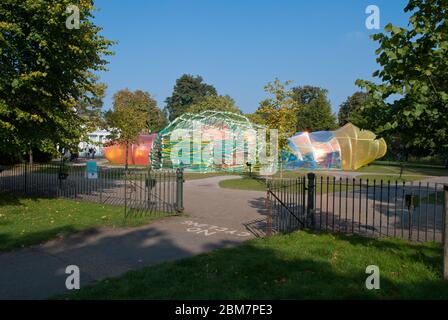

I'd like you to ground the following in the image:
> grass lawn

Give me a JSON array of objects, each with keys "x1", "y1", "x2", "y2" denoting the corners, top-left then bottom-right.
[
  {"x1": 357, "y1": 164, "x2": 448, "y2": 177},
  {"x1": 219, "y1": 176, "x2": 266, "y2": 191},
  {"x1": 219, "y1": 176, "x2": 362, "y2": 193},
  {"x1": 101, "y1": 165, "x2": 236, "y2": 181},
  {"x1": 0, "y1": 193, "x2": 167, "y2": 251},
  {"x1": 373, "y1": 160, "x2": 446, "y2": 168},
  {"x1": 260, "y1": 163, "x2": 448, "y2": 180},
  {"x1": 218, "y1": 161, "x2": 447, "y2": 192},
  {"x1": 183, "y1": 172, "x2": 233, "y2": 181},
  {"x1": 59, "y1": 230, "x2": 447, "y2": 299},
  {"x1": 356, "y1": 174, "x2": 425, "y2": 182}
]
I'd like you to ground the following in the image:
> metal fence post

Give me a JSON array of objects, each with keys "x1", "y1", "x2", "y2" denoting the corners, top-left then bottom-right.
[
  {"x1": 124, "y1": 169, "x2": 128, "y2": 218},
  {"x1": 176, "y1": 168, "x2": 184, "y2": 213},
  {"x1": 23, "y1": 163, "x2": 27, "y2": 194},
  {"x1": 99, "y1": 173, "x2": 103, "y2": 204},
  {"x1": 443, "y1": 184, "x2": 448, "y2": 280},
  {"x1": 302, "y1": 176, "x2": 306, "y2": 221},
  {"x1": 266, "y1": 182, "x2": 273, "y2": 236},
  {"x1": 307, "y1": 172, "x2": 316, "y2": 229}
]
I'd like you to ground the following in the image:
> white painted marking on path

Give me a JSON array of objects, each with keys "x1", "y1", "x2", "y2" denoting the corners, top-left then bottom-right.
[{"x1": 181, "y1": 220, "x2": 251, "y2": 237}]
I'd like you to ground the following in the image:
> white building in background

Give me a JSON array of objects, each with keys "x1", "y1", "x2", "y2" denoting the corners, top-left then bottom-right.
[{"x1": 78, "y1": 128, "x2": 112, "y2": 157}]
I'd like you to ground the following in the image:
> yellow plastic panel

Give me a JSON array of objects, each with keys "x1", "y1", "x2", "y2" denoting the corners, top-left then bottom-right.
[{"x1": 333, "y1": 123, "x2": 387, "y2": 170}]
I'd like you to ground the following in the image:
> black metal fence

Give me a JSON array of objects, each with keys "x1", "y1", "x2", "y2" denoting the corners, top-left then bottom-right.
[
  {"x1": 266, "y1": 177, "x2": 307, "y2": 234},
  {"x1": 0, "y1": 163, "x2": 184, "y2": 216},
  {"x1": 267, "y1": 173, "x2": 446, "y2": 243}
]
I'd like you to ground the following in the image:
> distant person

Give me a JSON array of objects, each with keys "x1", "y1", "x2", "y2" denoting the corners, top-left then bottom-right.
[
  {"x1": 70, "y1": 152, "x2": 78, "y2": 162},
  {"x1": 92, "y1": 147, "x2": 96, "y2": 159}
]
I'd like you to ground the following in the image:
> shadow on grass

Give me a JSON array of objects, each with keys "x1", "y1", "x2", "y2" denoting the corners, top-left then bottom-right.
[
  {"x1": 0, "y1": 221, "x2": 242, "y2": 299},
  {"x1": 0, "y1": 225, "x2": 79, "y2": 252},
  {"x1": 328, "y1": 231, "x2": 442, "y2": 268},
  {"x1": 0, "y1": 192, "x2": 33, "y2": 206},
  {"x1": 56, "y1": 231, "x2": 448, "y2": 300}
]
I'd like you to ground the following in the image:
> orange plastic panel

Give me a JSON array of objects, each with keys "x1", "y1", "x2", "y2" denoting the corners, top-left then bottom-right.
[{"x1": 104, "y1": 134, "x2": 157, "y2": 165}]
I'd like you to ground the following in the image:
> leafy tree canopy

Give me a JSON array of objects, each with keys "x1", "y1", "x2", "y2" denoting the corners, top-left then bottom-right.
[
  {"x1": 105, "y1": 89, "x2": 163, "y2": 142},
  {"x1": 292, "y1": 86, "x2": 337, "y2": 132},
  {"x1": 147, "y1": 106, "x2": 168, "y2": 133},
  {"x1": 337, "y1": 92, "x2": 369, "y2": 126},
  {"x1": 76, "y1": 74, "x2": 108, "y2": 133},
  {"x1": 186, "y1": 95, "x2": 241, "y2": 114},
  {"x1": 255, "y1": 79, "x2": 299, "y2": 149},
  {"x1": 165, "y1": 74, "x2": 217, "y2": 121},
  {"x1": 245, "y1": 112, "x2": 266, "y2": 126},
  {"x1": 356, "y1": 0, "x2": 448, "y2": 157},
  {"x1": 0, "y1": 0, "x2": 114, "y2": 160}
]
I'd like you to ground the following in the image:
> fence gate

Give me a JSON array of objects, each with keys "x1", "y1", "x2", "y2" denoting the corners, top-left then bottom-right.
[
  {"x1": 123, "y1": 168, "x2": 184, "y2": 217},
  {"x1": 266, "y1": 176, "x2": 308, "y2": 234}
]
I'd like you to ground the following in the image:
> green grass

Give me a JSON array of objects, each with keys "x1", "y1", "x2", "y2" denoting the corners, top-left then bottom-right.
[
  {"x1": 356, "y1": 164, "x2": 448, "y2": 177},
  {"x1": 58, "y1": 231, "x2": 448, "y2": 299},
  {"x1": 373, "y1": 160, "x2": 446, "y2": 168},
  {"x1": 356, "y1": 174, "x2": 425, "y2": 182},
  {"x1": 183, "y1": 172, "x2": 233, "y2": 180},
  {"x1": 219, "y1": 165, "x2": 443, "y2": 192},
  {"x1": 0, "y1": 193, "x2": 167, "y2": 251},
  {"x1": 262, "y1": 161, "x2": 447, "y2": 178},
  {"x1": 219, "y1": 176, "x2": 362, "y2": 193},
  {"x1": 258, "y1": 162, "x2": 448, "y2": 179},
  {"x1": 219, "y1": 176, "x2": 266, "y2": 191}
]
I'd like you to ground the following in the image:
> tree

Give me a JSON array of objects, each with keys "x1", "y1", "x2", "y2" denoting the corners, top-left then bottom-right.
[
  {"x1": 105, "y1": 89, "x2": 156, "y2": 169},
  {"x1": 165, "y1": 74, "x2": 217, "y2": 121},
  {"x1": 0, "y1": 0, "x2": 114, "y2": 161},
  {"x1": 76, "y1": 75, "x2": 108, "y2": 133},
  {"x1": 292, "y1": 86, "x2": 337, "y2": 132},
  {"x1": 356, "y1": 0, "x2": 448, "y2": 158},
  {"x1": 186, "y1": 95, "x2": 241, "y2": 114},
  {"x1": 337, "y1": 92, "x2": 368, "y2": 126},
  {"x1": 147, "y1": 106, "x2": 167, "y2": 133},
  {"x1": 255, "y1": 79, "x2": 299, "y2": 150},
  {"x1": 245, "y1": 112, "x2": 266, "y2": 126}
]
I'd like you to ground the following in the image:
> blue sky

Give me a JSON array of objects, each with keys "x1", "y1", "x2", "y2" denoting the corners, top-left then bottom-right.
[{"x1": 94, "y1": 0, "x2": 410, "y2": 114}]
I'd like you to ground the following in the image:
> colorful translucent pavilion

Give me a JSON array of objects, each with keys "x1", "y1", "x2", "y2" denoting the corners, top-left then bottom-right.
[
  {"x1": 103, "y1": 134, "x2": 157, "y2": 166},
  {"x1": 283, "y1": 123, "x2": 387, "y2": 171},
  {"x1": 150, "y1": 110, "x2": 266, "y2": 172}
]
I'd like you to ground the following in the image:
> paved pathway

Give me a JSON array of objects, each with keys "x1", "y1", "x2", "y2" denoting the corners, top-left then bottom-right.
[{"x1": 0, "y1": 176, "x2": 267, "y2": 299}]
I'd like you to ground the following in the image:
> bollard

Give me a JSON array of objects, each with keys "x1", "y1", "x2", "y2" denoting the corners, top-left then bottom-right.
[{"x1": 176, "y1": 168, "x2": 184, "y2": 213}]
